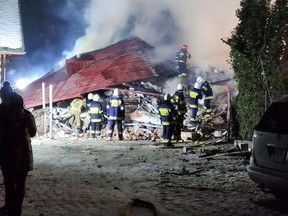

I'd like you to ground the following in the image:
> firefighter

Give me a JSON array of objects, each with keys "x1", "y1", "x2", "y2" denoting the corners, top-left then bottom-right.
[
  {"x1": 69, "y1": 95, "x2": 85, "y2": 133},
  {"x1": 158, "y1": 94, "x2": 177, "y2": 146},
  {"x1": 86, "y1": 93, "x2": 94, "y2": 110},
  {"x1": 106, "y1": 88, "x2": 125, "y2": 141},
  {"x1": 175, "y1": 44, "x2": 191, "y2": 77},
  {"x1": 172, "y1": 83, "x2": 187, "y2": 142},
  {"x1": 196, "y1": 76, "x2": 213, "y2": 118},
  {"x1": 188, "y1": 82, "x2": 202, "y2": 129},
  {"x1": 84, "y1": 93, "x2": 94, "y2": 131},
  {"x1": 88, "y1": 94, "x2": 103, "y2": 138}
]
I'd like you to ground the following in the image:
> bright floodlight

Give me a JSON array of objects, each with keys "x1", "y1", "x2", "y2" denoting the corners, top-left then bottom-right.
[{"x1": 15, "y1": 79, "x2": 30, "y2": 90}]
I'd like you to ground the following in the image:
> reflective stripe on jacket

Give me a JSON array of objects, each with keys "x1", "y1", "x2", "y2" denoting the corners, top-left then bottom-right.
[
  {"x1": 175, "y1": 51, "x2": 191, "y2": 63},
  {"x1": 173, "y1": 90, "x2": 187, "y2": 115},
  {"x1": 158, "y1": 100, "x2": 176, "y2": 125},
  {"x1": 106, "y1": 96, "x2": 125, "y2": 121},
  {"x1": 70, "y1": 98, "x2": 84, "y2": 113},
  {"x1": 200, "y1": 81, "x2": 213, "y2": 98},
  {"x1": 89, "y1": 101, "x2": 103, "y2": 123},
  {"x1": 189, "y1": 88, "x2": 202, "y2": 108}
]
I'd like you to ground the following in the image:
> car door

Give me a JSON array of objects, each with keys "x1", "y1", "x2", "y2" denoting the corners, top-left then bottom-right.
[{"x1": 253, "y1": 102, "x2": 288, "y2": 172}]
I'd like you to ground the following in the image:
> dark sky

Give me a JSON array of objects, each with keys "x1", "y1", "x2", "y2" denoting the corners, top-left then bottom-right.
[{"x1": 7, "y1": 0, "x2": 89, "y2": 83}]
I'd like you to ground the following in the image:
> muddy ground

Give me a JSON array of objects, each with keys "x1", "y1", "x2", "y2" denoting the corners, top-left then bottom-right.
[{"x1": 0, "y1": 138, "x2": 288, "y2": 216}]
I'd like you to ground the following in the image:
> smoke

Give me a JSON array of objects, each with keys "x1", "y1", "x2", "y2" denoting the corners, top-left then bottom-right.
[
  {"x1": 9, "y1": 0, "x2": 241, "y2": 91},
  {"x1": 67, "y1": 0, "x2": 240, "y2": 74}
]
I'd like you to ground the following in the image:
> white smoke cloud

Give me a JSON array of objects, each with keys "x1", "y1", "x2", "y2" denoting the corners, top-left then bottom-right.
[{"x1": 66, "y1": 0, "x2": 240, "y2": 76}]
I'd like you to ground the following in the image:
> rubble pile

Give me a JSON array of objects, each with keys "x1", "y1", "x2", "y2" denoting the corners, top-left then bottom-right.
[{"x1": 41, "y1": 79, "x2": 230, "y2": 143}]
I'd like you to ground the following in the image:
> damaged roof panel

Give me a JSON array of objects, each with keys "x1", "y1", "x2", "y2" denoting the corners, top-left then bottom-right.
[{"x1": 21, "y1": 37, "x2": 159, "y2": 108}]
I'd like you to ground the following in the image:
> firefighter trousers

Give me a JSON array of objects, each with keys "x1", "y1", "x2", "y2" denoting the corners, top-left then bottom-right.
[
  {"x1": 162, "y1": 125, "x2": 174, "y2": 144},
  {"x1": 90, "y1": 122, "x2": 102, "y2": 138},
  {"x1": 107, "y1": 120, "x2": 123, "y2": 140}
]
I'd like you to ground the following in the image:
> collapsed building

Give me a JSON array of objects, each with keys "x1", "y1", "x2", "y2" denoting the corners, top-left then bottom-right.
[{"x1": 19, "y1": 37, "x2": 232, "y2": 143}]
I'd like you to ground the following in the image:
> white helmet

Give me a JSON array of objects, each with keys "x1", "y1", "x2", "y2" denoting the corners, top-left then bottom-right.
[
  {"x1": 164, "y1": 93, "x2": 171, "y2": 101},
  {"x1": 194, "y1": 82, "x2": 201, "y2": 89},
  {"x1": 196, "y1": 76, "x2": 205, "y2": 84},
  {"x1": 93, "y1": 94, "x2": 100, "y2": 101},
  {"x1": 87, "y1": 93, "x2": 93, "y2": 100},
  {"x1": 113, "y1": 88, "x2": 119, "y2": 96},
  {"x1": 177, "y1": 83, "x2": 183, "y2": 90}
]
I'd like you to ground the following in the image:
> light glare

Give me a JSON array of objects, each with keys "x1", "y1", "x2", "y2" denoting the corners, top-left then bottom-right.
[{"x1": 15, "y1": 79, "x2": 30, "y2": 90}]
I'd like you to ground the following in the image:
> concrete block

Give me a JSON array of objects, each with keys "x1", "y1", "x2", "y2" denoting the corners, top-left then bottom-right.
[
  {"x1": 181, "y1": 131, "x2": 192, "y2": 141},
  {"x1": 234, "y1": 140, "x2": 251, "y2": 151}
]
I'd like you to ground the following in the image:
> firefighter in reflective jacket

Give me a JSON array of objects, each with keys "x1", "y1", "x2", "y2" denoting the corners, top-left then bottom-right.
[
  {"x1": 175, "y1": 44, "x2": 191, "y2": 77},
  {"x1": 88, "y1": 94, "x2": 103, "y2": 138},
  {"x1": 86, "y1": 93, "x2": 94, "y2": 111},
  {"x1": 69, "y1": 95, "x2": 85, "y2": 132},
  {"x1": 106, "y1": 88, "x2": 125, "y2": 141},
  {"x1": 158, "y1": 94, "x2": 177, "y2": 146},
  {"x1": 196, "y1": 76, "x2": 213, "y2": 118},
  {"x1": 172, "y1": 83, "x2": 187, "y2": 141},
  {"x1": 188, "y1": 82, "x2": 202, "y2": 128}
]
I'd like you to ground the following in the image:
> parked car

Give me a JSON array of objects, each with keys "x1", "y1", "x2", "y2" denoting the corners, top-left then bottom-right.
[{"x1": 247, "y1": 96, "x2": 288, "y2": 199}]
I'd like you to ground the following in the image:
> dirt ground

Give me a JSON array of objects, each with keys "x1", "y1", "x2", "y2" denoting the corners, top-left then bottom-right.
[{"x1": 1, "y1": 138, "x2": 288, "y2": 216}]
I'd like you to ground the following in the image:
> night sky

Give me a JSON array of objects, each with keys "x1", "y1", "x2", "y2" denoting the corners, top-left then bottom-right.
[{"x1": 7, "y1": 0, "x2": 89, "y2": 84}]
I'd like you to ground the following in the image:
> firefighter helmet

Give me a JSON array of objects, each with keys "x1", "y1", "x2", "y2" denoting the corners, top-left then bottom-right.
[
  {"x1": 177, "y1": 83, "x2": 183, "y2": 90},
  {"x1": 87, "y1": 93, "x2": 93, "y2": 100},
  {"x1": 194, "y1": 82, "x2": 201, "y2": 89},
  {"x1": 93, "y1": 94, "x2": 100, "y2": 101},
  {"x1": 113, "y1": 88, "x2": 119, "y2": 96},
  {"x1": 196, "y1": 76, "x2": 205, "y2": 84},
  {"x1": 164, "y1": 93, "x2": 171, "y2": 101},
  {"x1": 181, "y1": 44, "x2": 188, "y2": 50}
]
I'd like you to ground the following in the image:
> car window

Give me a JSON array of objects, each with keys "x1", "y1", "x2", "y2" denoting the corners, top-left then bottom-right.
[{"x1": 256, "y1": 102, "x2": 288, "y2": 135}]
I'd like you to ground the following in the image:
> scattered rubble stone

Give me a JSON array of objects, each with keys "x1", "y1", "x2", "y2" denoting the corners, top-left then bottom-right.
[{"x1": 33, "y1": 80, "x2": 235, "y2": 153}]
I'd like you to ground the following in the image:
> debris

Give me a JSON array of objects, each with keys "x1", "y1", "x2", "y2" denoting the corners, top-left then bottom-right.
[
  {"x1": 129, "y1": 110, "x2": 161, "y2": 126},
  {"x1": 182, "y1": 147, "x2": 196, "y2": 154},
  {"x1": 36, "y1": 79, "x2": 232, "y2": 146},
  {"x1": 163, "y1": 168, "x2": 205, "y2": 176},
  {"x1": 234, "y1": 140, "x2": 252, "y2": 151},
  {"x1": 199, "y1": 151, "x2": 252, "y2": 160}
]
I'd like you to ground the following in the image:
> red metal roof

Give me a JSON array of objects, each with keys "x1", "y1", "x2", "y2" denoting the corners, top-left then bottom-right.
[{"x1": 20, "y1": 37, "x2": 159, "y2": 108}]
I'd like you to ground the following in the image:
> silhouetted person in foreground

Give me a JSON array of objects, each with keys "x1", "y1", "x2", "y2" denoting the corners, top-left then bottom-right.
[
  {"x1": 0, "y1": 90, "x2": 37, "y2": 216},
  {"x1": 0, "y1": 81, "x2": 13, "y2": 103}
]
